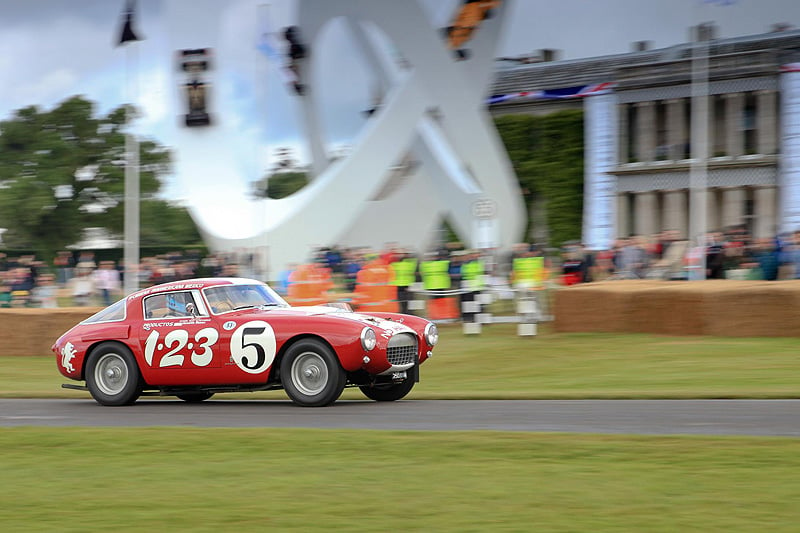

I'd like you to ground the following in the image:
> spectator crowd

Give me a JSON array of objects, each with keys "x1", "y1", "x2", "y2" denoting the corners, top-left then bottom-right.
[
  {"x1": 1, "y1": 224, "x2": 798, "y2": 309},
  {"x1": 557, "y1": 226, "x2": 800, "y2": 285}
]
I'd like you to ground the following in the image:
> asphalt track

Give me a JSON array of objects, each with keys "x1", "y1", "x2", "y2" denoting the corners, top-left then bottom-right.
[{"x1": 1, "y1": 399, "x2": 799, "y2": 436}]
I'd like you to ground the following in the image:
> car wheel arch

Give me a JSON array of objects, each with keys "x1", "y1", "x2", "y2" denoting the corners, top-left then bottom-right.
[
  {"x1": 84, "y1": 341, "x2": 144, "y2": 406},
  {"x1": 83, "y1": 340, "x2": 140, "y2": 381},
  {"x1": 275, "y1": 333, "x2": 336, "y2": 379}
]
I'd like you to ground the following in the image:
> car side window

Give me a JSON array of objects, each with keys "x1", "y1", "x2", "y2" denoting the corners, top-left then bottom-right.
[
  {"x1": 82, "y1": 299, "x2": 126, "y2": 324},
  {"x1": 144, "y1": 291, "x2": 199, "y2": 319}
]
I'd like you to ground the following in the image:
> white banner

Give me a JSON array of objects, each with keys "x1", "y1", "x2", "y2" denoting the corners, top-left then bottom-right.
[
  {"x1": 582, "y1": 93, "x2": 618, "y2": 250},
  {"x1": 780, "y1": 64, "x2": 800, "y2": 232}
]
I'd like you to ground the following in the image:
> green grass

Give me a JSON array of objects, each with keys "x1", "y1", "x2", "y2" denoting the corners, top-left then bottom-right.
[
  {"x1": 1, "y1": 428, "x2": 799, "y2": 532},
  {"x1": 4, "y1": 326, "x2": 800, "y2": 531},
  {"x1": 5, "y1": 324, "x2": 799, "y2": 399}
]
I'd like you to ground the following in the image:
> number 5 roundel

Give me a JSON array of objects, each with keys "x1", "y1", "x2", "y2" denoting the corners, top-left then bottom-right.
[{"x1": 230, "y1": 321, "x2": 277, "y2": 374}]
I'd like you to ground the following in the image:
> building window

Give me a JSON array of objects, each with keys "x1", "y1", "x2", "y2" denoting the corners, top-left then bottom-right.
[
  {"x1": 744, "y1": 188, "x2": 755, "y2": 236},
  {"x1": 626, "y1": 104, "x2": 637, "y2": 162},
  {"x1": 713, "y1": 95, "x2": 726, "y2": 157},
  {"x1": 743, "y1": 92, "x2": 757, "y2": 155},
  {"x1": 682, "y1": 98, "x2": 692, "y2": 159},
  {"x1": 655, "y1": 101, "x2": 668, "y2": 160}
]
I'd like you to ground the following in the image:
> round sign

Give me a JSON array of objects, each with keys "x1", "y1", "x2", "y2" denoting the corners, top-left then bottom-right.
[{"x1": 472, "y1": 199, "x2": 497, "y2": 220}]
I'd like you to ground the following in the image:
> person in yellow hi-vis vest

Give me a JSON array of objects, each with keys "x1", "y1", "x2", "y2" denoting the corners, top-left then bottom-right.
[
  {"x1": 511, "y1": 248, "x2": 544, "y2": 290},
  {"x1": 389, "y1": 250, "x2": 418, "y2": 314},
  {"x1": 420, "y1": 253, "x2": 451, "y2": 291},
  {"x1": 459, "y1": 250, "x2": 485, "y2": 322},
  {"x1": 511, "y1": 245, "x2": 546, "y2": 322},
  {"x1": 420, "y1": 252, "x2": 452, "y2": 320}
]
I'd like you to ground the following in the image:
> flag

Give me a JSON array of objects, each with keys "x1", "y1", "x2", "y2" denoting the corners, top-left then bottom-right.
[
  {"x1": 485, "y1": 83, "x2": 616, "y2": 104},
  {"x1": 116, "y1": 0, "x2": 141, "y2": 46}
]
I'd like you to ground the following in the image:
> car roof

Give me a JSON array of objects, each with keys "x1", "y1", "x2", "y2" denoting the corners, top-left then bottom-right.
[{"x1": 129, "y1": 277, "x2": 265, "y2": 300}]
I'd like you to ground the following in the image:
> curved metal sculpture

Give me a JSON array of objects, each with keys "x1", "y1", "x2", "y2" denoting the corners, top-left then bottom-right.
[{"x1": 171, "y1": 0, "x2": 525, "y2": 277}]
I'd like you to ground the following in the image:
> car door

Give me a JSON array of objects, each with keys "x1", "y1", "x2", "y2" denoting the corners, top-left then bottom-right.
[
  {"x1": 139, "y1": 289, "x2": 225, "y2": 385},
  {"x1": 213, "y1": 315, "x2": 279, "y2": 383}
]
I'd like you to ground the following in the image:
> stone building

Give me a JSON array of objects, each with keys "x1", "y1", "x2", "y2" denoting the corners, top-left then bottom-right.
[{"x1": 489, "y1": 26, "x2": 800, "y2": 248}]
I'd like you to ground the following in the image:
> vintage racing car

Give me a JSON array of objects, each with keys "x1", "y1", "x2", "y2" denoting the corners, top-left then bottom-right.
[{"x1": 52, "y1": 277, "x2": 438, "y2": 407}]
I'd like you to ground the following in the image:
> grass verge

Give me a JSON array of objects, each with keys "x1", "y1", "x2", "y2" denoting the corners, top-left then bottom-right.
[{"x1": 2, "y1": 427, "x2": 799, "y2": 532}]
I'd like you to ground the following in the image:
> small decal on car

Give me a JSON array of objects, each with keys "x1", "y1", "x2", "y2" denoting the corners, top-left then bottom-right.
[
  {"x1": 61, "y1": 342, "x2": 77, "y2": 373},
  {"x1": 223, "y1": 321, "x2": 236, "y2": 331}
]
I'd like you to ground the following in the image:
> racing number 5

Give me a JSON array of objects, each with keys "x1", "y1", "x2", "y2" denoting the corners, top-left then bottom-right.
[
  {"x1": 239, "y1": 327, "x2": 267, "y2": 369},
  {"x1": 230, "y1": 320, "x2": 276, "y2": 374}
]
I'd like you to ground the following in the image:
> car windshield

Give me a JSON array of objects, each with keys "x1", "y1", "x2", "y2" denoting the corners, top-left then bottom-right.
[{"x1": 203, "y1": 283, "x2": 288, "y2": 314}]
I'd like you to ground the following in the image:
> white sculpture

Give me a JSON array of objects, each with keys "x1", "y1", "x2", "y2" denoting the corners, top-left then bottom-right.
[{"x1": 170, "y1": 0, "x2": 525, "y2": 278}]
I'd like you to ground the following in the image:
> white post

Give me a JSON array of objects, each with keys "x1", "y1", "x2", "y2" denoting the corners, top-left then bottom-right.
[
  {"x1": 123, "y1": 42, "x2": 140, "y2": 295},
  {"x1": 689, "y1": 24, "x2": 710, "y2": 280}
]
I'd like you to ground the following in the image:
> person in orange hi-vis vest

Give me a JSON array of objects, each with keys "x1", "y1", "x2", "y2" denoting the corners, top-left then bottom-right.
[
  {"x1": 288, "y1": 263, "x2": 328, "y2": 306},
  {"x1": 355, "y1": 260, "x2": 398, "y2": 312}
]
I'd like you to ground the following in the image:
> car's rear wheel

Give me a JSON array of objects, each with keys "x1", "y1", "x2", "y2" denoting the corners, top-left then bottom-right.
[
  {"x1": 85, "y1": 342, "x2": 142, "y2": 406},
  {"x1": 176, "y1": 391, "x2": 214, "y2": 403},
  {"x1": 359, "y1": 366, "x2": 417, "y2": 402},
  {"x1": 280, "y1": 339, "x2": 346, "y2": 407}
]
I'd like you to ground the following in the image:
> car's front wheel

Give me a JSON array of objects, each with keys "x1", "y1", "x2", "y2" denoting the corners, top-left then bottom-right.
[
  {"x1": 359, "y1": 366, "x2": 417, "y2": 402},
  {"x1": 85, "y1": 342, "x2": 142, "y2": 406},
  {"x1": 280, "y1": 339, "x2": 346, "y2": 407}
]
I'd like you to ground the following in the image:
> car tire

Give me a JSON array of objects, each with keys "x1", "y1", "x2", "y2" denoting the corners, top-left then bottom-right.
[
  {"x1": 176, "y1": 391, "x2": 214, "y2": 403},
  {"x1": 85, "y1": 342, "x2": 142, "y2": 406},
  {"x1": 280, "y1": 339, "x2": 346, "y2": 407},
  {"x1": 359, "y1": 366, "x2": 417, "y2": 402}
]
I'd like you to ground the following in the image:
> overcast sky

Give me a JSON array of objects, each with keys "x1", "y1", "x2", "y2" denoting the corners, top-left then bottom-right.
[{"x1": 1, "y1": 0, "x2": 798, "y2": 211}]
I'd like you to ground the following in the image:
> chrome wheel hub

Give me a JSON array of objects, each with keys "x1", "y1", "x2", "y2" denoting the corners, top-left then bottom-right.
[
  {"x1": 95, "y1": 353, "x2": 128, "y2": 396},
  {"x1": 292, "y1": 352, "x2": 328, "y2": 396}
]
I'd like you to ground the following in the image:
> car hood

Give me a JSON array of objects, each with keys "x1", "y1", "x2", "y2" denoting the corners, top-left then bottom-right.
[{"x1": 247, "y1": 305, "x2": 415, "y2": 334}]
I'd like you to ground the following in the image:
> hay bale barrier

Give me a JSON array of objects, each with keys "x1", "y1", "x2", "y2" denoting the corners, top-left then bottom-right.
[
  {"x1": 3, "y1": 281, "x2": 800, "y2": 357},
  {"x1": 553, "y1": 280, "x2": 800, "y2": 337},
  {"x1": 1, "y1": 308, "x2": 100, "y2": 357}
]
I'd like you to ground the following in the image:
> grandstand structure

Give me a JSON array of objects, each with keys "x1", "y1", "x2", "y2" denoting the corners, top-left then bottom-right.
[{"x1": 489, "y1": 26, "x2": 800, "y2": 247}]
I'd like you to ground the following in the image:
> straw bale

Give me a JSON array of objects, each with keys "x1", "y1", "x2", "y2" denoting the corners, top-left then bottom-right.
[
  {"x1": 0, "y1": 308, "x2": 100, "y2": 356},
  {"x1": 553, "y1": 280, "x2": 800, "y2": 337}
]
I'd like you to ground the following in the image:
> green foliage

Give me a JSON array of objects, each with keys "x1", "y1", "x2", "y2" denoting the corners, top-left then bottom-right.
[
  {"x1": 253, "y1": 170, "x2": 309, "y2": 199},
  {"x1": 252, "y1": 146, "x2": 310, "y2": 199},
  {"x1": 139, "y1": 199, "x2": 202, "y2": 246},
  {"x1": 495, "y1": 110, "x2": 584, "y2": 246},
  {"x1": 0, "y1": 96, "x2": 189, "y2": 254}
]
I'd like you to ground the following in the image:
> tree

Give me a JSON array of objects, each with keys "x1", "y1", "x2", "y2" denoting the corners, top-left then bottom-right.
[
  {"x1": 251, "y1": 146, "x2": 308, "y2": 199},
  {"x1": 139, "y1": 199, "x2": 202, "y2": 246},
  {"x1": 0, "y1": 95, "x2": 192, "y2": 254},
  {"x1": 494, "y1": 110, "x2": 584, "y2": 247}
]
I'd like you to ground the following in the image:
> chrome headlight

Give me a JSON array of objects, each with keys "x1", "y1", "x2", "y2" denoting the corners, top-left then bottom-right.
[
  {"x1": 424, "y1": 322, "x2": 439, "y2": 346},
  {"x1": 360, "y1": 327, "x2": 377, "y2": 351}
]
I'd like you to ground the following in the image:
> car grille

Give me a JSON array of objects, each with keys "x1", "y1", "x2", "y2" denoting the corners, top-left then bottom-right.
[{"x1": 386, "y1": 333, "x2": 418, "y2": 366}]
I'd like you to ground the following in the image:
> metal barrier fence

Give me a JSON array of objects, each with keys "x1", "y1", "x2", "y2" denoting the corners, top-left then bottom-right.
[{"x1": 406, "y1": 282, "x2": 546, "y2": 336}]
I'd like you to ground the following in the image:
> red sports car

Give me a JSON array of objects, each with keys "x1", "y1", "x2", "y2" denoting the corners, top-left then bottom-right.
[{"x1": 52, "y1": 277, "x2": 438, "y2": 407}]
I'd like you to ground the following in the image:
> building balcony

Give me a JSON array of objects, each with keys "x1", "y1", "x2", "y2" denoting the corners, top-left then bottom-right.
[{"x1": 614, "y1": 153, "x2": 777, "y2": 175}]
